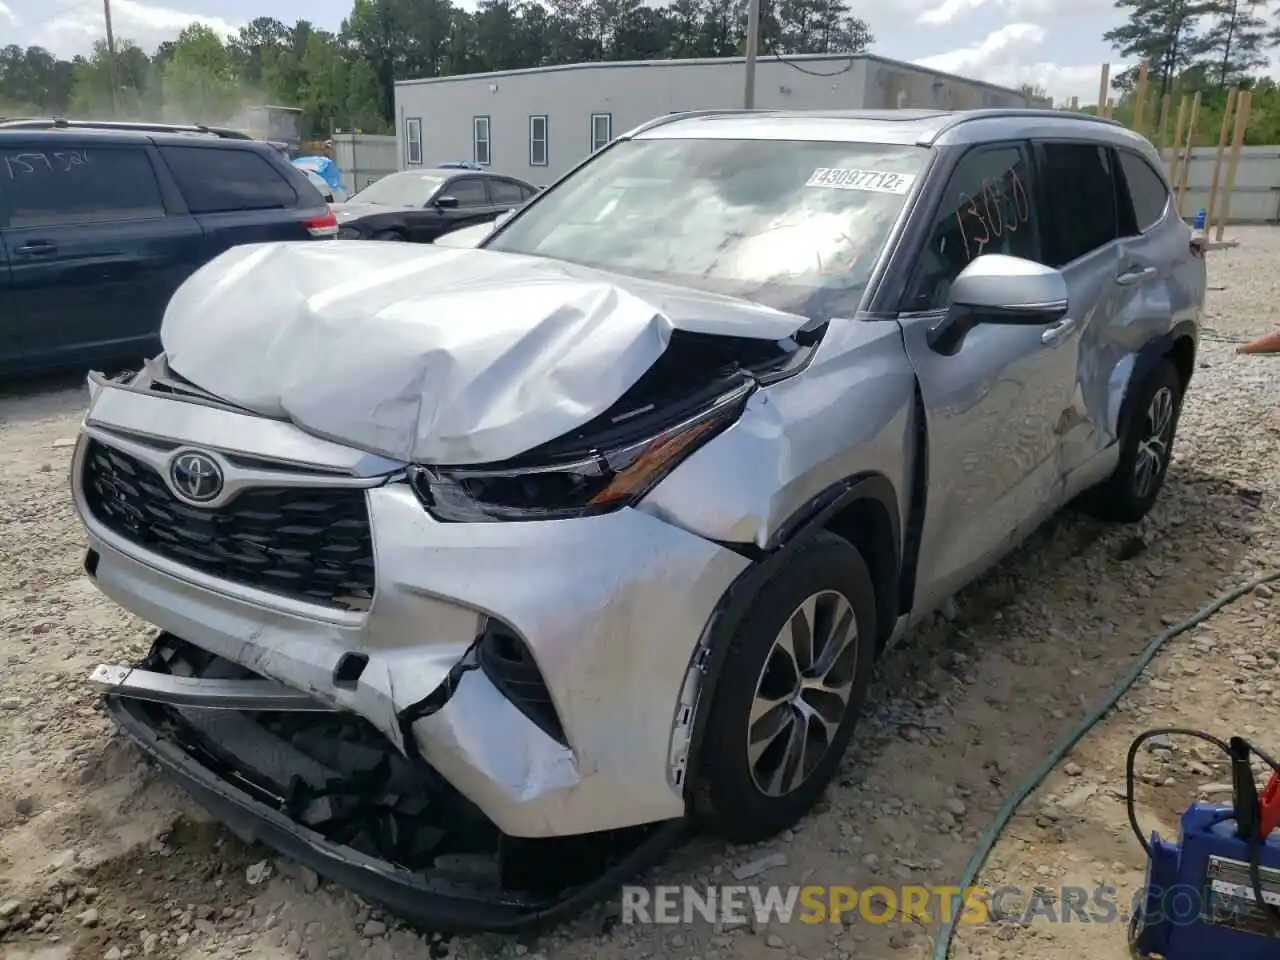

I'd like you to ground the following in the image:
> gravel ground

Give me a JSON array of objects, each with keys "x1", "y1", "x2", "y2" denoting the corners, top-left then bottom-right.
[{"x1": 0, "y1": 228, "x2": 1277, "y2": 960}]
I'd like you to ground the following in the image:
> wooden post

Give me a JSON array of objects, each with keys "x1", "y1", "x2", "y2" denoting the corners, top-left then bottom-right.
[
  {"x1": 1205, "y1": 87, "x2": 1238, "y2": 232},
  {"x1": 1157, "y1": 93, "x2": 1171, "y2": 147},
  {"x1": 1132, "y1": 61, "x2": 1149, "y2": 134},
  {"x1": 1105, "y1": 98, "x2": 1116, "y2": 119},
  {"x1": 1175, "y1": 91, "x2": 1199, "y2": 215},
  {"x1": 1168, "y1": 94, "x2": 1189, "y2": 189},
  {"x1": 1097, "y1": 63, "x2": 1110, "y2": 115},
  {"x1": 1215, "y1": 89, "x2": 1252, "y2": 242}
]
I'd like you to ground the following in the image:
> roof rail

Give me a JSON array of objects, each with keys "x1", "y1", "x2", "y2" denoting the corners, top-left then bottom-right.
[
  {"x1": 623, "y1": 108, "x2": 778, "y2": 139},
  {"x1": 924, "y1": 107, "x2": 1124, "y2": 144},
  {"x1": 0, "y1": 117, "x2": 256, "y2": 140}
]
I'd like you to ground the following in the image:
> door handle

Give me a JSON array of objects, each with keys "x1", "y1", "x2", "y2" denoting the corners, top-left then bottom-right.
[
  {"x1": 14, "y1": 241, "x2": 57, "y2": 258},
  {"x1": 1041, "y1": 316, "x2": 1077, "y2": 346},
  {"x1": 1116, "y1": 265, "x2": 1156, "y2": 285}
]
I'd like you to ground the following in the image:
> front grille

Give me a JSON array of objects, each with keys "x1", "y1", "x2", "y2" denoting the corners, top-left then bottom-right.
[{"x1": 81, "y1": 439, "x2": 376, "y2": 612}]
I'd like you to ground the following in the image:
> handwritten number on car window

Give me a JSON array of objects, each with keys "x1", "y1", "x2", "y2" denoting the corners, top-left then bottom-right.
[
  {"x1": 4, "y1": 150, "x2": 89, "y2": 180},
  {"x1": 955, "y1": 167, "x2": 1029, "y2": 264}
]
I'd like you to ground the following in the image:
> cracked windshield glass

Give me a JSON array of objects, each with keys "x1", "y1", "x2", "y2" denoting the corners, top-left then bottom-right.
[{"x1": 486, "y1": 137, "x2": 927, "y2": 318}]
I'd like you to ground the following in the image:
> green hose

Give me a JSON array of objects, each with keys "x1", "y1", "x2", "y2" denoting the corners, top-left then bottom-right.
[{"x1": 931, "y1": 568, "x2": 1280, "y2": 960}]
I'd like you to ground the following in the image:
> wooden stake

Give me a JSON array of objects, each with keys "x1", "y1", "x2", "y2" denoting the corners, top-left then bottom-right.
[
  {"x1": 1168, "y1": 94, "x2": 1189, "y2": 189},
  {"x1": 1205, "y1": 87, "x2": 1238, "y2": 233},
  {"x1": 1157, "y1": 93, "x2": 1171, "y2": 147},
  {"x1": 1097, "y1": 63, "x2": 1110, "y2": 115},
  {"x1": 1132, "y1": 61, "x2": 1149, "y2": 134},
  {"x1": 1175, "y1": 91, "x2": 1199, "y2": 215},
  {"x1": 1215, "y1": 89, "x2": 1252, "y2": 242}
]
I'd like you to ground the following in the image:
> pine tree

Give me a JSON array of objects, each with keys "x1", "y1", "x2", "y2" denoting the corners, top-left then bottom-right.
[
  {"x1": 1198, "y1": 0, "x2": 1272, "y2": 86},
  {"x1": 1104, "y1": 0, "x2": 1216, "y2": 98}
]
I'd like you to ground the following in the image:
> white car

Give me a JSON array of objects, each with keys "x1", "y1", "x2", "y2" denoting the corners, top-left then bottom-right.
[{"x1": 298, "y1": 167, "x2": 336, "y2": 203}]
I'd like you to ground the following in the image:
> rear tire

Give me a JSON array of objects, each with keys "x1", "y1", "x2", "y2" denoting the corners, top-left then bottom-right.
[
  {"x1": 691, "y1": 531, "x2": 877, "y2": 843},
  {"x1": 1079, "y1": 357, "x2": 1184, "y2": 523}
]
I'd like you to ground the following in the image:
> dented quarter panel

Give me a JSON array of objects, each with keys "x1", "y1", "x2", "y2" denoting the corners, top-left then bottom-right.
[{"x1": 638, "y1": 315, "x2": 916, "y2": 547}]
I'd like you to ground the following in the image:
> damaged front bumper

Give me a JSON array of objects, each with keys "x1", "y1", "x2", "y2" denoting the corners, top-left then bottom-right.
[
  {"x1": 73, "y1": 378, "x2": 752, "y2": 841},
  {"x1": 99, "y1": 636, "x2": 688, "y2": 932}
]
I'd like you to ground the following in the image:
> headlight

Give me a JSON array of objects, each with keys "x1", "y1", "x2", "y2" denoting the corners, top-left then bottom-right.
[
  {"x1": 337, "y1": 226, "x2": 361, "y2": 239},
  {"x1": 407, "y1": 381, "x2": 752, "y2": 522}
]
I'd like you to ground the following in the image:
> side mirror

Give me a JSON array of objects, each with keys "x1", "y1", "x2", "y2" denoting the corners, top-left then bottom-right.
[
  {"x1": 434, "y1": 195, "x2": 459, "y2": 209},
  {"x1": 928, "y1": 255, "x2": 1068, "y2": 356}
]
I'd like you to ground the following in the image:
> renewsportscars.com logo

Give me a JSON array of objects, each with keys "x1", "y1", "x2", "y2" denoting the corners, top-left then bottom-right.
[{"x1": 620, "y1": 883, "x2": 1231, "y2": 926}]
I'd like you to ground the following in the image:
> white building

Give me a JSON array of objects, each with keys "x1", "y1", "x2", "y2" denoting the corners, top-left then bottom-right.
[{"x1": 393, "y1": 54, "x2": 1041, "y2": 184}]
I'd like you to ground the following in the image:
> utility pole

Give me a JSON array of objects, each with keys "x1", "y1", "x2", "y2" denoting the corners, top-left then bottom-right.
[
  {"x1": 743, "y1": 0, "x2": 760, "y2": 109},
  {"x1": 102, "y1": 0, "x2": 120, "y2": 117}
]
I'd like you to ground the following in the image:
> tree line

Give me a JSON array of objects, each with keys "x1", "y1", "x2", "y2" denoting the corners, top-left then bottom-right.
[
  {"x1": 1103, "y1": 0, "x2": 1280, "y2": 144},
  {"x1": 0, "y1": 0, "x2": 872, "y2": 140},
  {"x1": 3, "y1": 0, "x2": 1280, "y2": 146}
]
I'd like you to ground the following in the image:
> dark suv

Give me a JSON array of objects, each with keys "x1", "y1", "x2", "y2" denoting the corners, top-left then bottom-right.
[{"x1": 0, "y1": 119, "x2": 336, "y2": 376}]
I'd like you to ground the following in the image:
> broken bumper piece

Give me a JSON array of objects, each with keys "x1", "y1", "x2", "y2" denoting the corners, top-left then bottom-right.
[{"x1": 101, "y1": 636, "x2": 688, "y2": 933}]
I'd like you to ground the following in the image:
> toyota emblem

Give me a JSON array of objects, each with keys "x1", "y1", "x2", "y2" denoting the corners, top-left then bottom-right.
[{"x1": 169, "y1": 451, "x2": 224, "y2": 504}]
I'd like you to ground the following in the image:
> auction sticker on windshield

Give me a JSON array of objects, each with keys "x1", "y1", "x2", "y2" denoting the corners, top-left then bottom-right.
[{"x1": 805, "y1": 168, "x2": 916, "y2": 194}]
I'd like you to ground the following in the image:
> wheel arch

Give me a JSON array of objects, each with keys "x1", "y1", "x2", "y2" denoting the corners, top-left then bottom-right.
[
  {"x1": 1111, "y1": 320, "x2": 1198, "y2": 448},
  {"x1": 680, "y1": 471, "x2": 906, "y2": 805}
]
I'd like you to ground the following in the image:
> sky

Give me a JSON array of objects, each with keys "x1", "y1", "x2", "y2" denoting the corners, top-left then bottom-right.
[{"x1": 1, "y1": 0, "x2": 1278, "y2": 106}]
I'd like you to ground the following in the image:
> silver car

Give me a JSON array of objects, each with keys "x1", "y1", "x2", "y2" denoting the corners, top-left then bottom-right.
[{"x1": 74, "y1": 108, "x2": 1204, "y2": 929}]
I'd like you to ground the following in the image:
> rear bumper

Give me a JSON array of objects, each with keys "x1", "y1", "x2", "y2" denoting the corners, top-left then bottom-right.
[{"x1": 105, "y1": 691, "x2": 688, "y2": 932}]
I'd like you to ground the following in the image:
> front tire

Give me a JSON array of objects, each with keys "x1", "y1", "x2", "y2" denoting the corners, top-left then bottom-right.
[
  {"x1": 1079, "y1": 357, "x2": 1184, "y2": 523},
  {"x1": 691, "y1": 531, "x2": 876, "y2": 843},
  {"x1": 373, "y1": 230, "x2": 405, "y2": 241}
]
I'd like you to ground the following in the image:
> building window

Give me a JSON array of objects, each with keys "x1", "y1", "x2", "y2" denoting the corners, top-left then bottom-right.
[
  {"x1": 473, "y1": 116, "x2": 491, "y2": 167},
  {"x1": 529, "y1": 115, "x2": 548, "y2": 167},
  {"x1": 590, "y1": 113, "x2": 612, "y2": 153},
  {"x1": 405, "y1": 118, "x2": 422, "y2": 166}
]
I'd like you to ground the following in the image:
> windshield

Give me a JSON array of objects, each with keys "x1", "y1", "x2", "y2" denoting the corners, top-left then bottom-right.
[
  {"x1": 485, "y1": 137, "x2": 927, "y2": 317},
  {"x1": 349, "y1": 172, "x2": 445, "y2": 207}
]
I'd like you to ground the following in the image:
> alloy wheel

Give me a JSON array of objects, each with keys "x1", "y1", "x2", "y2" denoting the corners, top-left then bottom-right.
[
  {"x1": 1133, "y1": 386, "x2": 1175, "y2": 500},
  {"x1": 747, "y1": 590, "x2": 860, "y2": 797}
]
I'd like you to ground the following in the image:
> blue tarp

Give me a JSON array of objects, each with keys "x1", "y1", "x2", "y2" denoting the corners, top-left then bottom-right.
[{"x1": 292, "y1": 156, "x2": 345, "y2": 195}]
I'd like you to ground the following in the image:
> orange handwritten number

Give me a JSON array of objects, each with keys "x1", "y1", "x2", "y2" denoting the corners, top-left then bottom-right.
[
  {"x1": 961, "y1": 192, "x2": 990, "y2": 257},
  {"x1": 1010, "y1": 170, "x2": 1030, "y2": 223},
  {"x1": 981, "y1": 178, "x2": 1004, "y2": 238}
]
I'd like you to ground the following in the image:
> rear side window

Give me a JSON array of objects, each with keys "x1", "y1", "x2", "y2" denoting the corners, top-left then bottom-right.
[
  {"x1": 489, "y1": 179, "x2": 525, "y2": 204},
  {"x1": 159, "y1": 146, "x2": 298, "y2": 214},
  {"x1": 2, "y1": 145, "x2": 165, "y2": 227},
  {"x1": 1117, "y1": 150, "x2": 1170, "y2": 232},
  {"x1": 904, "y1": 143, "x2": 1041, "y2": 312},
  {"x1": 1037, "y1": 143, "x2": 1118, "y2": 265}
]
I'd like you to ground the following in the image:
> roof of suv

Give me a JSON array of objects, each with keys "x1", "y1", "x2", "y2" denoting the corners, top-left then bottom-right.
[
  {"x1": 0, "y1": 118, "x2": 272, "y2": 150},
  {"x1": 635, "y1": 108, "x2": 1154, "y2": 155}
]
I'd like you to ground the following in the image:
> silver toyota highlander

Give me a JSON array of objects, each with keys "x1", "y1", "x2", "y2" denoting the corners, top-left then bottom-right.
[{"x1": 74, "y1": 108, "x2": 1204, "y2": 929}]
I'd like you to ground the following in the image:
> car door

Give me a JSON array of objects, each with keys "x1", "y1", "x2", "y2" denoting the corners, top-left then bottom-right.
[
  {"x1": 1052, "y1": 146, "x2": 1199, "y2": 487},
  {"x1": 446, "y1": 176, "x2": 500, "y2": 235},
  {"x1": 895, "y1": 140, "x2": 1084, "y2": 611},
  {"x1": 2, "y1": 136, "x2": 205, "y2": 370},
  {"x1": 156, "y1": 145, "x2": 312, "y2": 254},
  {"x1": 1031, "y1": 140, "x2": 1134, "y2": 489},
  {"x1": 488, "y1": 177, "x2": 528, "y2": 215},
  {"x1": 0, "y1": 206, "x2": 19, "y2": 375}
]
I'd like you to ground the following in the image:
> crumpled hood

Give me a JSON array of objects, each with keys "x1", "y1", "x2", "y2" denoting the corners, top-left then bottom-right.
[{"x1": 160, "y1": 241, "x2": 808, "y2": 465}]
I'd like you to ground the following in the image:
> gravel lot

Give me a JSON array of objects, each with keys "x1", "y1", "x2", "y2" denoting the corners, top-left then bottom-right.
[{"x1": 1, "y1": 228, "x2": 1277, "y2": 960}]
